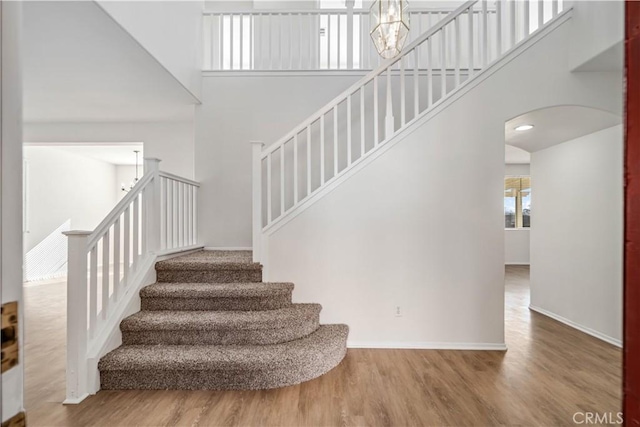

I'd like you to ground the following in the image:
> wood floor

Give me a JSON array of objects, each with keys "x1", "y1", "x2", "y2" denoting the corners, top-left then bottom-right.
[{"x1": 24, "y1": 266, "x2": 621, "y2": 426}]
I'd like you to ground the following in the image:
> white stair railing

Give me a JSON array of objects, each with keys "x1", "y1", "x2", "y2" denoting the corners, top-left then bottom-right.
[
  {"x1": 203, "y1": 6, "x2": 498, "y2": 71},
  {"x1": 251, "y1": 0, "x2": 566, "y2": 262},
  {"x1": 63, "y1": 158, "x2": 200, "y2": 403}
]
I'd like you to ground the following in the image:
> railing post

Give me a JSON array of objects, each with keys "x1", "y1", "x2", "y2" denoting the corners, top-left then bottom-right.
[
  {"x1": 62, "y1": 230, "x2": 91, "y2": 404},
  {"x1": 251, "y1": 141, "x2": 265, "y2": 263},
  {"x1": 346, "y1": 0, "x2": 355, "y2": 69},
  {"x1": 143, "y1": 158, "x2": 162, "y2": 255}
]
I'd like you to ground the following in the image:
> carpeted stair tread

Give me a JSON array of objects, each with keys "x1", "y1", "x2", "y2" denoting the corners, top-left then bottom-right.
[
  {"x1": 121, "y1": 303, "x2": 321, "y2": 331},
  {"x1": 156, "y1": 250, "x2": 260, "y2": 271},
  {"x1": 100, "y1": 324, "x2": 348, "y2": 372},
  {"x1": 140, "y1": 282, "x2": 294, "y2": 299}
]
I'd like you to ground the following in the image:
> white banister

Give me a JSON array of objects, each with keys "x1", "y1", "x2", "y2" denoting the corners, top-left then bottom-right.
[
  {"x1": 64, "y1": 158, "x2": 201, "y2": 403},
  {"x1": 251, "y1": 141, "x2": 265, "y2": 262},
  {"x1": 251, "y1": 0, "x2": 569, "y2": 232},
  {"x1": 203, "y1": 6, "x2": 497, "y2": 71}
]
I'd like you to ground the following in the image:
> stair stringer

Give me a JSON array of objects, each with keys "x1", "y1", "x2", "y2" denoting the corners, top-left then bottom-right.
[{"x1": 260, "y1": 10, "x2": 623, "y2": 348}]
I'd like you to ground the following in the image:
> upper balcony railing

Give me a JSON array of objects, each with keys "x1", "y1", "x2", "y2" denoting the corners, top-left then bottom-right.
[{"x1": 203, "y1": 6, "x2": 499, "y2": 71}]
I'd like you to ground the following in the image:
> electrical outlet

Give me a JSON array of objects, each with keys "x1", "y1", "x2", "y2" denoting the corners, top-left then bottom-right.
[{"x1": 395, "y1": 306, "x2": 402, "y2": 317}]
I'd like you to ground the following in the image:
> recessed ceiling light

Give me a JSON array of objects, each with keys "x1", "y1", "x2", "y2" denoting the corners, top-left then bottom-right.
[{"x1": 515, "y1": 124, "x2": 534, "y2": 131}]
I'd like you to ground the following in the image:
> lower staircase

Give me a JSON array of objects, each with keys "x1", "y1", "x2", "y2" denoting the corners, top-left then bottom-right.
[{"x1": 98, "y1": 250, "x2": 349, "y2": 390}]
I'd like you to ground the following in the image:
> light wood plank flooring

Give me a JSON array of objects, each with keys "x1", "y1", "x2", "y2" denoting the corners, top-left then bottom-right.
[{"x1": 24, "y1": 266, "x2": 621, "y2": 426}]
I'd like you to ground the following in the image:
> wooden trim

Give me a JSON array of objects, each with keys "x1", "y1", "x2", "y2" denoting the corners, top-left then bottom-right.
[{"x1": 625, "y1": 1, "x2": 640, "y2": 422}]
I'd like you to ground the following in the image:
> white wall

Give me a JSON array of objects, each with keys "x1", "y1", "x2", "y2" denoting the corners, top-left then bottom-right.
[
  {"x1": 261, "y1": 15, "x2": 622, "y2": 347},
  {"x1": 530, "y1": 125, "x2": 623, "y2": 346},
  {"x1": 23, "y1": 121, "x2": 195, "y2": 179},
  {"x1": 97, "y1": 1, "x2": 204, "y2": 99},
  {"x1": 24, "y1": 147, "x2": 119, "y2": 252},
  {"x1": 505, "y1": 163, "x2": 530, "y2": 265},
  {"x1": 1, "y1": 1, "x2": 25, "y2": 421},
  {"x1": 505, "y1": 230, "x2": 530, "y2": 265},
  {"x1": 569, "y1": 1, "x2": 624, "y2": 70},
  {"x1": 195, "y1": 74, "x2": 363, "y2": 247}
]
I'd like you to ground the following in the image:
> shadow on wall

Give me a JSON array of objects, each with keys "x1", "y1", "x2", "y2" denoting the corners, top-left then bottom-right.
[{"x1": 24, "y1": 219, "x2": 70, "y2": 282}]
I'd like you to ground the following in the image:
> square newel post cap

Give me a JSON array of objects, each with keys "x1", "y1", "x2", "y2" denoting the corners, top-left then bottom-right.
[{"x1": 250, "y1": 141, "x2": 264, "y2": 146}]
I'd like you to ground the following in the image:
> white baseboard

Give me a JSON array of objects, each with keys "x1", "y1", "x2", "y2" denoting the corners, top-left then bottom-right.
[
  {"x1": 505, "y1": 262, "x2": 530, "y2": 266},
  {"x1": 529, "y1": 305, "x2": 622, "y2": 348},
  {"x1": 63, "y1": 393, "x2": 90, "y2": 405},
  {"x1": 347, "y1": 341, "x2": 508, "y2": 350},
  {"x1": 204, "y1": 246, "x2": 252, "y2": 251}
]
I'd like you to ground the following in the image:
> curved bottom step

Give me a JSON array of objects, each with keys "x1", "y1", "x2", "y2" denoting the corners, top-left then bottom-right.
[{"x1": 99, "y1": 324, "x2": 348, "y2": 390}]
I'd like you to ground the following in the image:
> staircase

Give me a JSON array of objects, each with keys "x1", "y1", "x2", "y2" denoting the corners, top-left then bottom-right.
[{"x1": 98, "y1": 250, "x2": 349, "y2": 390}]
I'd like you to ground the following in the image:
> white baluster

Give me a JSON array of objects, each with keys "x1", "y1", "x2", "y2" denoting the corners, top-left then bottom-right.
[
  {"x1": 346, "y1": 0, "x2": 354, "y2": 69},
  {"x1": 334, "y1": 106, "x2": 339, "y2": 174},
  {"x1": 482, "y1": 0, "x2": 488, "y2": 66},
  {"x1": 347, "y1": 94, "x2": 352, "y2": 164},
  {"x1": 523, "y1": 0, "x2": 530, "y2": 38},
  {"x1": 306, "y1": 126, "x2": 312, "y2": 194},
  {"x1": 428, "y1": 37, "x2": 433, "y2": 107},
  {"x1": 280, "y1": 145, "x2": 285, "y2": 215},
  {"x1": 102, "y1": 231, "x2": 110, "y2": 320},
  {"x1": 360, "y1": 87, "x2": 365, "y2": 156},
  {"x1": 239, "y1": 14, "x2": 244, "y2": 69},
  {"x1": 293, "y1": 135, "x2": 299, "y2": 203},
  {"x1": 63, "y1": 230, "x2": 91, "y2": 403},
  {"x1": 496, "y1": 0, "x2": 502, "y2": 55},
  {"x1": 538, "y1": 0, "x2": 544, "y2": 29},
  {"x1": 143, "y1": 158, "x2": 161, "y2": 254},
  {"x1": 414, "y1": 48, "x2": 420, "y2": 118},
  {"x1": 400, "y1": 56, "x2": 406, "y2": 126},
  {"x1": 230, "y1": 14, "x2": 234, "y2": 70},
  {"x1": 552, "y1": 0, "x2": 558, "y2": 17},
  {"x1": 468, "y1": 6, "x2": 474, "y2": 77},
  {"x1": 374, "y1": 75, "x2": 379, "y2": 145},
  {"x1": 123, "y1": 206, "x2": 130, "y2": 282},
  {"x1": 133, "y1": 194, "x2": 139, "y2": 265},
  {"x1": 440, "y1": 28, "x2": 446, "y2": 99},
  {"x1": 321, "y1": 115, "x2": 326, "y2": 184},
  {"x1": 89, "y1": 245, "x2": 98, "y2": 333},
  {"x1": 509, "y1": 0, "x2": 516, "y2": 50},
  {"x1": 267, "y1": 152, "x2": 273, "y2": 224},
  {"x1": 113, "y1": 218, "x2": 120, "y2": 301},
  {"x1": 385, "y1": 66, "x2": 394, "y2": 139},
  {"x1": 455, "y1": 17, "x2": 461, "y2": 87}
]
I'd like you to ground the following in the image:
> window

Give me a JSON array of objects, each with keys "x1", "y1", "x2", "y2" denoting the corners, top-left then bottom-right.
[{"x1": 505, "y1": 177, "x2": 531, "y2": 228}]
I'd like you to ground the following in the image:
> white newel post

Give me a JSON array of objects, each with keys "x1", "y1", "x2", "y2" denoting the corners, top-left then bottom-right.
[
  {"x1": 144, "y1": 158, "x2": 162, "y2": 254},
  {"x1": 251, "y1": 141, "x2": 264, "y2": 263},
  {"x1": 62, "y1": 230, "x2": 91, "y2": 404}
]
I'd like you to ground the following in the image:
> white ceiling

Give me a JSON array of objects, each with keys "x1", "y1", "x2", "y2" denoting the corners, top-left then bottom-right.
[
  {"x1": 505, "y1": 105, "x2": 621, "y2": 153},
  {"x1": 505, "y1": 145, "x2": 531, "y2": 164},
  {"x1": 28, "y1": 143, "x2": 144, "y2": 166},
  {"x1": 23, "y1": 1, "x2": 198, "y2": 123}
]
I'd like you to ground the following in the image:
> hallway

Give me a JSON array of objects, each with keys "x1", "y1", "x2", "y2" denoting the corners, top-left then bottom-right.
[{"x1": 24, "y1": 266, "x2": 621, "y2": 426}]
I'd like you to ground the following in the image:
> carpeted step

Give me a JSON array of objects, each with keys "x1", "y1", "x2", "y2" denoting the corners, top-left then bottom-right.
[
  {"x1": 120, "y1": 303, "x2": 321, "y2": 345},
  {"x1": 156, "y1": 250, "x2": 262, "y2": 283},
  {"x1": 140, "y1": 282, "x2": 294, "y2": 311},
  {"x1": 100, "y1": 324, "x2": 349, "y2": 390}
]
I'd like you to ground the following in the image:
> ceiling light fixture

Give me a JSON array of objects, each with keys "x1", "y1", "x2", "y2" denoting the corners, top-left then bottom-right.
[
  {"x1": 121, "y1": 150, "x2": 141, "y2": 193},
  {"x1": 515, "y1": 124, "x2": 534, "y2": 132},
  {"x1": 370, "y1": 0, "x2": 410, "y2": 59}
]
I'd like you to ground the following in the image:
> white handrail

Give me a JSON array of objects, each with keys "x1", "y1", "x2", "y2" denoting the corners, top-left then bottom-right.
[
  {"x1": 203, "y1": 5, "x2": 496, "y2": 71},
  {"x1": 63, "y1": 158, "x2": 201, "y2": 403},
  {"x1": 261, "y1": 0, "x2": 477, "y2": 160},
  {"x1": 251, "y1": 0, "x2": 565, "y2": 257}
]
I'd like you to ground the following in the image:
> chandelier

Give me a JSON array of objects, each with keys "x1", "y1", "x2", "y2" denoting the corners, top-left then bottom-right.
[
  {"x1": 121, "y1": 150, "x2": 141, "y2": 193},
  {"x1": 370, "y1": 0, "x2": 410, "y2": 59}
]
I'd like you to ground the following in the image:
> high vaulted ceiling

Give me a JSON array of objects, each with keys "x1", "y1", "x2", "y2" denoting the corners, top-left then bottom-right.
[{"x1": 23, "y1": 1, "x2": 198, "y2": 123}]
